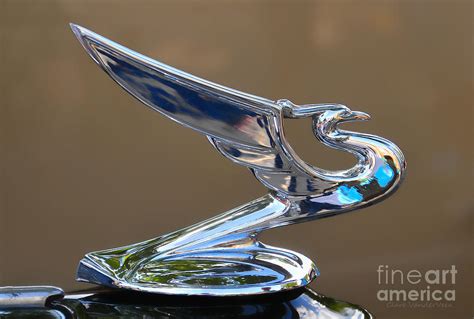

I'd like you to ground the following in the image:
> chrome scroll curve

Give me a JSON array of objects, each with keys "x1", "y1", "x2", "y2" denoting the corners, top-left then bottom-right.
[{"x1": 71, "y1": 24, "x2": 406, "y2": 296}]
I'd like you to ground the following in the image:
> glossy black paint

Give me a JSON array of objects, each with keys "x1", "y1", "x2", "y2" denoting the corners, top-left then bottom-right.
[{"x1": 1, "y1": 288, "x2": 372, "y2": 318}]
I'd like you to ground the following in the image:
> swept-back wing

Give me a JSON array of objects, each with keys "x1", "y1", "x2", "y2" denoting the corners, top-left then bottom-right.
[{"x1": 70, "y1": 24, "x2": 281, "y2": 151}]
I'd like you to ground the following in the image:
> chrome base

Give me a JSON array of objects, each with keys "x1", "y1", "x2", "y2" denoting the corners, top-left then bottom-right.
[
  {"x1": 77, "y1": 195, "x2": 318, "y2": 296},
  {"x1": 77, "y1": 244, "x2": 317, "y2": 296}
]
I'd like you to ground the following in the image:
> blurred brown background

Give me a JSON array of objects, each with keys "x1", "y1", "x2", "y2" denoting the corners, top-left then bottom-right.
[{"x1": 1, "y1": 0, "x2": 472, "y2": 318}]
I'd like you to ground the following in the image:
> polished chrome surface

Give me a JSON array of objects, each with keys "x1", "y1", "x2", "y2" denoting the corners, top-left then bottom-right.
[
  {"x1": 71, "y1": 24, "x2": 406, "y2": 296},
  {"x1": 0, "y1": 286, "x2": 64, "y2": 309}
]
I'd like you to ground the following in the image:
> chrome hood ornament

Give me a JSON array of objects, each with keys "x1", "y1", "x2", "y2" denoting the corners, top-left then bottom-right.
[{"x1": 71, "y1": 24, "x2": 406, "y2": 296}]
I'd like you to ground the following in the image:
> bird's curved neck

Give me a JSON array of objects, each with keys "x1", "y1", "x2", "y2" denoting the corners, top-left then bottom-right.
[{"x1": 279, "y1": 109, "x2": 406, "y2": 220}]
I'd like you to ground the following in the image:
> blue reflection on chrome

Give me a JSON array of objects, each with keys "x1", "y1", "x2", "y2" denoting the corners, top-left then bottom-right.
[
  {"x1": 374, "y1": 162, "x2": 395, "y2": 188},
  {"x1": 336, "y1": 185, "x2": 363, "y2": 205}
]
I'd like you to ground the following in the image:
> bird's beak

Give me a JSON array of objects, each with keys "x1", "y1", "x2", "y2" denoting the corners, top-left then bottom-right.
[
  {"x1": 350, "y1": 111, "x2": 371, "y2": 121},
  {"x1": 341, "y1": 110, "x2": 371, "y2": 121}
]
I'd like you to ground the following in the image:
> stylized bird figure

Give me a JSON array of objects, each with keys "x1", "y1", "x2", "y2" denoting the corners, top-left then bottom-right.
[{"x1": 71, "y1": 24, "x2": 406, "y2": 296}]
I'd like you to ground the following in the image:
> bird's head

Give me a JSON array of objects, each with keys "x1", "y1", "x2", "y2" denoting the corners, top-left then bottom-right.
[{"x1": 277, "y1": 98, "x2": 370, "y2": 124}]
